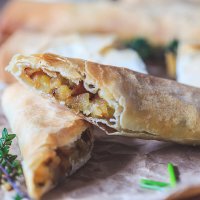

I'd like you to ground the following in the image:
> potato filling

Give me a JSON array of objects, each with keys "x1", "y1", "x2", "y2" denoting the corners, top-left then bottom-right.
[
  {"x1": 34, "y1": 129, "x2": 92, "y2": 188},
  {"x1": 23, "y1": 68, "x2": 115, "y2": 119},
  {"x1": 56, "y1": 128, "x2": 93, "y2": 174}
]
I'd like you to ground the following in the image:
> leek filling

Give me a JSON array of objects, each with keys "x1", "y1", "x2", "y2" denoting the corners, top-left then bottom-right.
[
  {"x1": 34, "y1": 129, "x2": 92, "y2": 188},
  {"x1": 23, "y1": 68, "x2": 115, "y2": 119}
]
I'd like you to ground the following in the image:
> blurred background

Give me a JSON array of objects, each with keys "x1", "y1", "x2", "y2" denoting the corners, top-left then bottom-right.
[{"x1": 0, "y1": 0, "x2": 199, "y2": 87}]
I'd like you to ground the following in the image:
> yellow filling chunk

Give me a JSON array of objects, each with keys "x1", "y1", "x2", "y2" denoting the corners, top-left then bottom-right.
[
  {"x1": 34, "y1": 129, "x2": 92, "y2": 190},
  {"x1": 33, "y1": 74, "x2": 51, "y2": 93},
  {"x1": 54, "y1": 85, "x2": 72, "y2": 101},
  {"x1": 23, "y1": 68, "x2": 114, "y2": 119}
]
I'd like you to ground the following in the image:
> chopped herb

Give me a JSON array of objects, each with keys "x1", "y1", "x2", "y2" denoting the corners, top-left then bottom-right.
[
  {"x1": 140, "y1": 179, "x2": 170, "y2": 187},
  {"x1": 167, "y1": 163, "x2": 177, "y2": 187},
  {"x1": 140, "y1": 162, "x2": 178, "y2": 191},
  {"x1": 140, "y1": 179, "x2": 170, "y2": 191}
]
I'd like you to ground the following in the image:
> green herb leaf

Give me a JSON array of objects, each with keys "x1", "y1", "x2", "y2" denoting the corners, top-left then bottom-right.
[
  {"x1": 0, "y1": 128, "x2": 28, "y2": 199},
  {"x1": 8, "y1": 155, "x2": 17, "y2": 162},
  {"x1": 6, "y1": 134, "x2": 16, "y2": 141},
  {"x1": 1, "y1": 159, "x2": 7, "y2": 167},
  {"x1": 140, "y1": 179, "x2": 170, "y2": 187},
  {"x1": 2, "y1": 146, "x2": 9, "y2": 155},
  {"x1": 168, "y1": 163, "x2": 177, "y2": 187},
  {"x1": 140, "y1": 162, "x2": 179, "y2": 192},
  {"x1": 124, "y1": 38, "x2": 152, "y2": 59},
  {"x1": 13, "y1": 194, "x2": 23, "y2": 200},
  {"x1": 0, "y1": 150, "x2": 4, "y2": 157},
  {"x1": 0, "y1": 139, "x2": 5, "y2": 146},
  {"x1": 5, "y1": 141, "x2": 12, "y2": 145},
  {"x1": 165, "y1": 40, "x2": 179, "y2": 54},
  {"x1": 0, "y1": 140, "x2": 3, "y2": 148},
  {"x1": 2, "y1": 128, "x2": 8, "y2": 139}
]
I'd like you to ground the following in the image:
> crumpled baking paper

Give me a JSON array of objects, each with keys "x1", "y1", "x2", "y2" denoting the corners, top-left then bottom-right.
[{"x1": 1, "y1": 87, "x2": 200, "y2": 200}]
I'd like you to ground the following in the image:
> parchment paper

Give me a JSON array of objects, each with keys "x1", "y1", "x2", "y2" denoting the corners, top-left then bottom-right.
[{"x1": 1, "y1": 86, "x2": 200, "y2": 200}]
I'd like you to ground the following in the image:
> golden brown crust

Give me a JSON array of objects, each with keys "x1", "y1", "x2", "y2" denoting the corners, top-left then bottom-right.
[
  {"x1": 1, "y1": 1, "x2": 200, "y2": 44},
  {"x1": 2, "y1": 83, "x2": 92, "y2": 199},
  {"x1": 7, "y1": 53, "x2": 200, "y2": 144}
]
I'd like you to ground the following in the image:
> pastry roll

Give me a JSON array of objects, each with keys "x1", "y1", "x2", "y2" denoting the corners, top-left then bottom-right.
[
  {"x1": 1, "y1": 1, "x2": 200, "y2": 44},
  {"x1": 7, "y1": 53, "x2": 200, "y2": 144},
  {"x1": 2, "y1": 83, "x2": 93, "y2": 199}
]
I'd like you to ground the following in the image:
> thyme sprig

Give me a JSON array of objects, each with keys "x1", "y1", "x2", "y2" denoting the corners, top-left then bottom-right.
[{"x1": 0, "y1": 128, "x2": 29, "y2": 199}]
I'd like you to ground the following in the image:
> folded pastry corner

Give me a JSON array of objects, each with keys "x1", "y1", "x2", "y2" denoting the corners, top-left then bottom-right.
[
  {"x1": 7, "y1": 53, "x2": 200, "y2": 144},
  {"x1": 2, "y1": 83, "x2": 93, "y2": 199}
]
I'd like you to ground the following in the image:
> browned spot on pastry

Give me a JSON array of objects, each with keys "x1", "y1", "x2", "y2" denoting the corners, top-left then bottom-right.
[
  {"x1": 37, "y1": 182, "x2": 45, "y2": 187},
  {"x1": 44, "y1": 158, "x2": 53, "y2": 166},
  {"x1": 36, "y1": 53, "x2": 67, "y2": 66},
  {"x1": 81, "y1": 129, "x2": 91, "y2": 143}
]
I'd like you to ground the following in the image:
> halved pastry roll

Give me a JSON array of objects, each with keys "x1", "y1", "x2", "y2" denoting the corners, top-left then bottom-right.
[
  {"x1": 7, "y1": 53, "x2": 200, "y2": 144},
  {"x1": 2, "y1": 83, "x2": 93, "y2": 199}
]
